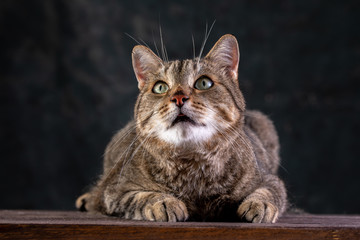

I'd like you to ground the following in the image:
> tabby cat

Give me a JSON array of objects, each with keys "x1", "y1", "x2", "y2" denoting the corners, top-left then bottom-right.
[{"x1": 76, "y1": 34, "x2": 287, "y2": 223}]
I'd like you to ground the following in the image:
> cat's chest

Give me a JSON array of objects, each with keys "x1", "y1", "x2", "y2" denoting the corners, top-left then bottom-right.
[{"x1": 152, "y1": 156, "x2": 236, "y2": 198}]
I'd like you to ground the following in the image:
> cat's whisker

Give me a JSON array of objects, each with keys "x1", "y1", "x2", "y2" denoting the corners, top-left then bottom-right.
[
  {"x1": 126, "y1": 32, "x2": 164, "y2": 67},
  {"x1": 152, "y1": 30, "x2": 161, "y2": 61},
  {"x1": 206, "y1": 121, "x2": 240, "y2": 156},
  {"x1": 159, "y1": 24, "x2": 168, "y2": 62},
  {"x1": 105, "y1": 131, "x2": 141, "y2": 180},
  {"x1": 100, "y1": 125, "x2": 135, "y2": 160},
  {"x1": 205, "y1": 106, "x2": 257, "y2": 162},
  {"x1": 106, "y1": 123, "x2": 156, "y2": 181},
  {"x1": 206, "y1": 122, "x2": 255, "y2": 178},
  {"x1": 206, "y1": 106, "x2": 281, "y2": 177},
  {"x1": 125, "y1": 32, "x2": 143, "y2": 47},
  {"x1": 191, "y1": 106, "x2": 242, "y2": 146},
  {"x1": 139, "y1": 37, "x2": 152, "y2": 50},
  {"x1": 192, "y1": 34, "x2": 196, "y2": 61},
  {"x1": 164, "y1": 45, "x2": 169, "y2": 63},
  {"x1": 206, "y1": 117, "x2": 249, "y2": 157},
  {"x1": 197, "y1": 20, "x2": 216, "y2": 65},
  {"x1": 102, "y1": 111, "x2": 155, "y2": 158},
  {"x1": 119, "y1": 129, "x2": 156, "y2": 178},
  {"x1": 100, "y1": 110, "x2": 162, "y2": 181}
]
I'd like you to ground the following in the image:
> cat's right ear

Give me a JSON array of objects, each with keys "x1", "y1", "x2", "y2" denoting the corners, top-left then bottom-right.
[{"x1": 132, "y1": 46, "x2": 163, "y2": 89}]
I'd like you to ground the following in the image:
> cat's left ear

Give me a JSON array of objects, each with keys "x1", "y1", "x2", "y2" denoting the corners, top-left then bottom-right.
[
  {"x1": 205, "y1": 34, "x2": 240, "y2": 79},
  {"x1": 132, "y1": 45, "x2": 163, "y2": 89}
]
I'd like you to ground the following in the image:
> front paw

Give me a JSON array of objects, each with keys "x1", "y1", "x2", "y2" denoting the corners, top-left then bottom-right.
[
  {"x1": 142, "y1": 196, "x2": 188, "y2": 222},
  {"x1": 105, "y1": 191, "x2": 188, "y2": 222},
  {"x1": 75, "y1": 193, "x2": 91, "y2": 211},
  {"x1": 237, "y1": 199, "x2": 279, "y2": 223}
]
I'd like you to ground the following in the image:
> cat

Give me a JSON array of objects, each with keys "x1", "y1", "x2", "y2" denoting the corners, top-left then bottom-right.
[{"x1": 76, "y1": 34, "x2": 287, "y2": 223}]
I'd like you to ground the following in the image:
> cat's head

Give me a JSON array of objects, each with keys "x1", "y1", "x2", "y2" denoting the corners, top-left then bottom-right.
[{"x1": 132, "y1": 34, "x2": 245, "y2": 146}]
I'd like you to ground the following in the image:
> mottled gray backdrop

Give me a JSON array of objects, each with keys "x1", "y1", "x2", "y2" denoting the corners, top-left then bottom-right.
[{"x1": 1, "y1": 0, "x2": 359, "y2": 214}]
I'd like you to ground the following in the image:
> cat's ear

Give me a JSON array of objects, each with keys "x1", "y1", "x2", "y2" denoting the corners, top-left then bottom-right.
[
  {"x1": 205, "y1": 34, "x2": 240, "y2": 79},
  {"x1": 132, "y1": 45, "x2": 163, "y2": 89}
]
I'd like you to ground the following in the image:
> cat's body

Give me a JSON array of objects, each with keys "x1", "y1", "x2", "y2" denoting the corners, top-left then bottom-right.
[{"x1": 76, "y1": 34, "x2": 287, "y2": 223}]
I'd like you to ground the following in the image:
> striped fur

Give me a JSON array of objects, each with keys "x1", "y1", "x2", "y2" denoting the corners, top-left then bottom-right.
[{"x1": 76, "y1": 34, "x2": 287, "y2": 223}]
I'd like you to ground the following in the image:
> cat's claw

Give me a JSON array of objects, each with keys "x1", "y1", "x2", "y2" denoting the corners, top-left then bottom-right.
[{"x1": 237, "y1": 199, "x2": 279, "y2": 223}]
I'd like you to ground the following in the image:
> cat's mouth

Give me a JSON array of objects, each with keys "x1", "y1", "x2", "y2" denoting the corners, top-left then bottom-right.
[{"x1": 171, "y1": 113, "x2": 196, "y2": 126}]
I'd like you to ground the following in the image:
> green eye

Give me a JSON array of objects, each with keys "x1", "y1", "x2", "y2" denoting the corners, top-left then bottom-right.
[
  {"x1": 194, "y1": 77, "x2": 214, "y2": 90},
  {"x1": 152, "y1": 81, "x2": 169, "y2": 94}
]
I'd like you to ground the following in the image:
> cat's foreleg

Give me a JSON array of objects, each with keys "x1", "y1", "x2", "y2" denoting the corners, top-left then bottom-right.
[
  {"x1": 237, "y1": 175, "x2": 287, "y2": 223},
  {"x1": 104, "y1": 190, "x2": 189, "y2": 222}
]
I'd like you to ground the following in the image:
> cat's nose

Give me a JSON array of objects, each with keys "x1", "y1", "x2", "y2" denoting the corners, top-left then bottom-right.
[{"x1": 171, "y1": 93, "x2": 189, "y2": 107}]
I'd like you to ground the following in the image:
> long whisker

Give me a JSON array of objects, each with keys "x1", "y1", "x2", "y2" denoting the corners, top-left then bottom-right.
[
  {"x1": 159, "y1": 24, "x2": 168, "y2": 62},
  {"x1": 119, "y1": 128, "x2": 156, "y2": 178},
  {"x1": 206, "y1": 106, "x2": 287, "y2": 174},
  {"x1": 102, "y1": 109, "x2": 157, "y2": 158},
  {"x1": 191, "y1": 105, "x2": 253, "y2": 161},
  {"x1": 212, "y1": 120, "x2": 262, "y2": 178},
  {"x1": 192, "y1": 34, "x2": 196, "y2": 60},
  {"x1": 206, "y1": 107, "x2": 255, "y2": 152},
  {"x1": 139, "y1": 37, "x2": 151, "y2": 50},
  {"x1": 124, "y1": 32, "x2": 143, "y2": 46},
  {"x1": 125, "y1": 32, "x2": 164, "y2": 66},
  {"x1": 197, "y1": 20, "x2": 216, "y2": 65},
  {"x1": 99, "y1": 109, "x2": 162, "y2": 182},
  {"x1": 124, "y1": 33, "x2": 151, "y2": 51},
  {"x1": 152, "y1": 30, "x2": 161, "y2": 60}
]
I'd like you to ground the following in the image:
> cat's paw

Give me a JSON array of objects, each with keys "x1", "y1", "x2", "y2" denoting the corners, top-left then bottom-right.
[
  {"x1": 237, "y1": 199, "x2": 279, "y2": 223},
  {"x1": 75, "y1": 193, "x2": 91, "y2": 212},
  {"x1": 105, "y1": 192, "x2": 188, "y2": 222},
  {"x1": 142, "y1": 196, "x2": 188, "y2": 222}
]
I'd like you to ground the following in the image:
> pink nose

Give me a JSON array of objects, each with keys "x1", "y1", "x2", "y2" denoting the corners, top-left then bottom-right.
[{"x1": 171, "y1": 94, "x2": 189, "y2": 107}]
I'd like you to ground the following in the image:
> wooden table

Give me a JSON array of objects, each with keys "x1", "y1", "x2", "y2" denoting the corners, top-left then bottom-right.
[{"x1": 0, "y1": 210, "x2": 359, "y2": 239}]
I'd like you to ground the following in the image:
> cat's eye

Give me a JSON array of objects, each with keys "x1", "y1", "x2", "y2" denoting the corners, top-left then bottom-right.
[
  {"x1": 152, "y1": 81, "x2": 169, "y2": 94},
  {"x1": 194, "y1": 77, "x2": 214, "y2": 90}
]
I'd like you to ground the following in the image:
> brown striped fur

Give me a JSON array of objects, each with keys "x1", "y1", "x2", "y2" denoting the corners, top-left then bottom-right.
[{"x1": 76, "y1": 34, "x2": 287, "y2": 223}]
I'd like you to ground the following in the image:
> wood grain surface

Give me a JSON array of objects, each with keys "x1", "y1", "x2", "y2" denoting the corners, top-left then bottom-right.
[{"x1": 0, "y1": 210, "x2": 359, "y2": 239}]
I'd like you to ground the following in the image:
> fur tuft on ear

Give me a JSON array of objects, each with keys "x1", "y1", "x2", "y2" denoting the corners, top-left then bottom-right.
[
  {"x1": 205, "y1": 34, "x2": 240, "y2": 79},
  {"x1": 132, "y1": 46, "x2": 163, "y2": 89}
]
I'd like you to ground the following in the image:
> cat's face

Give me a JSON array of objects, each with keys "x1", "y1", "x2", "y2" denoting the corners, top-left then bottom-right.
[{"x1": 132, "y1": 34, "x2": 245, "y2": 146}]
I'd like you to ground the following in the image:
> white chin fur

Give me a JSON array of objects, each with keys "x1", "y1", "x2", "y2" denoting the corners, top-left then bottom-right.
[{"x1": 157, "y1": 123, "x2": 216, "y2": 145}]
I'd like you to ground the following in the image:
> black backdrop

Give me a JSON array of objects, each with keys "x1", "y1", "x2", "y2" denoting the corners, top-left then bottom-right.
[{"x1": 1, "y1": 0, "x2": 359, "y2": 214}]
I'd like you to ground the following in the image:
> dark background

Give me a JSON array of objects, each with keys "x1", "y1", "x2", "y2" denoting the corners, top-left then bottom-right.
[{"x1": 1, "y1": 0, "x2": 359, "y2": 214}]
